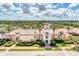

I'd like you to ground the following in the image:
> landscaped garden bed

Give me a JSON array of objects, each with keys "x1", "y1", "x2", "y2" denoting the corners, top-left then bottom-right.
[
  {"x1": 16, "y1": 39, "x2": 75, "y2": 48},
  {"x1": 16, "y1": 41, "x2": 35, "y2": 46},
  {"x1": 0, "y1": 39, "x2": 6, "y2": 46},
  {"x1": 16, "y1": 40, "x2": 45, "y2": 47},
  {"x1": 4, "y1": 41, "x2": 14, "y2": 47}
]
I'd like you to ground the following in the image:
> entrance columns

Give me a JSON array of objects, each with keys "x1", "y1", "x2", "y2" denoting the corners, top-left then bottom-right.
[
  {"x1": 42, "y1": 22, "x2": 53, "y2": 45},
  {"x1": 43, "y1": 29, "x2": 51, "y2": 44}
]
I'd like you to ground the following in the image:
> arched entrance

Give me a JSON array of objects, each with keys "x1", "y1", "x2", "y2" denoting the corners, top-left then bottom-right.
[
  {"x1": 42, "y1": 22, "x2": 52, "y2": 47},
  {"x1": 45, "y1": 32, "x2": 49, "y2": 44}
]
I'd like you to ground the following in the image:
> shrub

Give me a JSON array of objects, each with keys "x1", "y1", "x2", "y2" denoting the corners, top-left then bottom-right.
[
  {"x1": 39, "y1": 41, "x2": 45, "y2": 47},
  {"x1": 35, "y1": 40, "x2": 42, "y2": 44},
  {"x1": 16, "y1": 42, "x2": 24, "y2": 46},
  {"x1": 25, "y1": 43, "x2": 34, "y2": 46},
  {"x1": 16, "y1": 41, "x2": 35, "y2": 46},
  {"x1": 54, "y1": 39, "x2": 64, "y2": 43},
  {"x1": 0, "y1": 39, "x2": 6, "y2": 46},
  {"x1": 6, "y1": 38, "x2": 10, "y2": 41},
  {"x1": 50, "y1": 40, "x2": 56, "y2": 46},
  {"x1": 35, "y1": 39, "x2": 45, "y2": 47}
]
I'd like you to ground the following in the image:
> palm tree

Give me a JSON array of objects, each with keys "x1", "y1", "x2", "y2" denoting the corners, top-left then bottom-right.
[
  {"x1": 5, "y1": 25, "x2": 10, "y2": 31},
  {"x1": 0, "y1": 24, "x2": 7, "y2": 39},
  {"x1": 5, "y1": 25, "x2": 16, "y2": 39},
  {"x1": 0, "y1": 30, "x2": 6, "y2": 40},
  {"x1": 66, "y1": 22, "x2": 72, "y2": 34},
  {"x1": 37, "y1": 23, "x2": 42, "y2": 40},
  {"x1": 51, "y1": 24, "x2": 57, "y2": 39},
  {"x1": 39, "y1": 28, "x2": 42, "y2": 40},
  {"x1": 66, "y1": 26, "x2": 71, "y2": 34},
  {"x1": 67, "y1": 22, "x2": 78, "y2": 49}
]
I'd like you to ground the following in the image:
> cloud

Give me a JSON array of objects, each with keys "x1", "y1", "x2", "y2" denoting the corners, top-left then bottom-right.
[
  {"x1": 0, "y1": 3, "x2": 79, "y2": 20},
  {"x1": 45, "y1": 4, "x2": 52, "y2": 9},
  {"x1": 1, "y1": 3, "x2": 11, "y2": 11},
  {"x1": 29, "y1": 7, "x2": 39, "y2": 15},
  {"x1": 68, "y1": 3, "x2": 79, "y2": 8}
]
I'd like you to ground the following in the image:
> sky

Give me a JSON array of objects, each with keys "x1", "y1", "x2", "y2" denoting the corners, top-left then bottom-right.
[{"x1": 0, "y1": 3, "x2": 79, "y2": 21}]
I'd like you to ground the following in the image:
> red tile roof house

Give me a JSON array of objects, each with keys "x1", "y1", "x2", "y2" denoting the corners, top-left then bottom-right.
[
  {"x1": 70, "y1": 28, "x2": 79, "y2": 35},
  {"x1": 2, "y1": 28, "x2": 71, "y2": 43},
  {"x1": 2, "y1": 23, "x2": 79, "y2": 43}
]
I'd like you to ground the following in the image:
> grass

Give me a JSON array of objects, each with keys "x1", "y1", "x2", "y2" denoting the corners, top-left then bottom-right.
[
  {"x1": 0, "y1": 49, "x2": 6, "y2": 51},
  {"x1": 10, "y1": 49, "x2": 45, "y2": 51},
  {"x1": 65, "y1": 46, "x2": 79, "y2": 51},
  {"x1": 56, "y1": 43, "x2": 73, "y2": 47},
  {"x1": 51, "y1": 47, "x2": 62, "y2": 51},
  {"x1": 72, "y1": 36, "x2": 79, "y2": 43},
  {"x1": 9, "y1": 47, "x2": 62, "y2": 51},
  {"x1": 9, "y1": 48, "x2": 45, "y2": 51}
]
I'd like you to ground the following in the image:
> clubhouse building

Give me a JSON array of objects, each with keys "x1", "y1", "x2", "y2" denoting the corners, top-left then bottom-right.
[{"x1": 0, "y1": 22, "x2": 71, "y2": 45}]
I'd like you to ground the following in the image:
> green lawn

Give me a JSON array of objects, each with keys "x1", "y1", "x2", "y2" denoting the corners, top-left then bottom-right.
[
  {"x1": 72, "y1": 36, "x2": 79, "y2": 43},
  {"x1": 9, "y1": 47, "x2": 62, "y2": 51},
  {"x1": 0, "y1": 49, "x2": 6, "y2": 51},
  {"x1": 10, "y1": 49, "x2": 44, "y2": 51},
  {"x1": 9, "y1": 47, "x2": 45, "y2": 51},
  {"x1": 65, "y1": 46, "x2": 79, "y2": 51}
]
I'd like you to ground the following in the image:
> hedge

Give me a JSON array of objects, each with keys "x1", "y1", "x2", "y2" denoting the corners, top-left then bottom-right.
[{"x1": 0, "y1": 39, "x2": 6, "y2": 46}]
